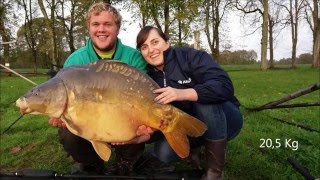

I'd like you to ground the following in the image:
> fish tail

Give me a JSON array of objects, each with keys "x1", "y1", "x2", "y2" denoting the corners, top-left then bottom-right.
[
  {"x1": 179, "y1": 111, "x2": 208, "y2": 137},
  {"x1": 163, "y1": 131, "x2": 190, "y2": 158},
  {"x1": 163, "y1": 111, "x2": 207, "y2": 158}
]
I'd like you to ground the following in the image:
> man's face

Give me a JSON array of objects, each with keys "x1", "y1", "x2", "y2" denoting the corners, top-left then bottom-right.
[{"x1": 88, "y1": 11, "x2": 119, "y2": 54}]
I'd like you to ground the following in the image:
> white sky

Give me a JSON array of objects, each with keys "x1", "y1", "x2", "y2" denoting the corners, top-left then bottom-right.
[{"x1": 116, "y1": 6, "x2": 313, "y2": 61}]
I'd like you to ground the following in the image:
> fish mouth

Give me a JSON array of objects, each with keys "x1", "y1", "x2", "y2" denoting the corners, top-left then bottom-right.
[
  {"x1": 16, "y1": 98, "x2": 32, "y2": 114},
  {"x1": 19, "y1": 107, "x2": 33, "y2": 114}
]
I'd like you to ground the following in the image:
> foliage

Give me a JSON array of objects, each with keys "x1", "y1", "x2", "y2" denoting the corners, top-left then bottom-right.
[
  {"x1": 15, "y1": 17, "x2": 68, "y2": 69},
  {"x1": 0, "y1": 64, "x2": 319, "y2": 179},
  {"x1": 122, "y1": 0, "x2": 202, "y2": 46},
  {"x1": 219, "y1": 49, "x2": 258, "y2": 64},
  {"x1": 276, "y1": 53, "x2": 313, "y2": 65},
  {"x1": 297, "y1": 53, "x2": 313, "y2": 64}
]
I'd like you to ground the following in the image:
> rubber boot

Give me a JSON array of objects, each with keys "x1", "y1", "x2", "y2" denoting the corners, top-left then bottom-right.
[{"x1": 201, "y1": 138, "x2": 227, "y2": 180}]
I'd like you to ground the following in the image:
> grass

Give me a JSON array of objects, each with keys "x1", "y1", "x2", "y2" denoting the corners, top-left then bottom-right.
[{"x1": 0, "y1": 64, "x2": 319, "y2": 179}]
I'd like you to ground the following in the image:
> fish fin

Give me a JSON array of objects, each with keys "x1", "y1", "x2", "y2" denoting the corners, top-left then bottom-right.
[
  {"x1": 90, "y1": 141, "x2": 111, "y2": 161},
  {"x1": 163, "y1": 131, "x2": 190, "y2": 158},
  {"x1": 178, "y1": 111, "x2": 208, "y2": 137},
  {"x1": 162, "y1": 111, "x2": 207, "y2": 158}
]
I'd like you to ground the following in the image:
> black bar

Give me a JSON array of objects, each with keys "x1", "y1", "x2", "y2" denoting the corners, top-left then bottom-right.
[{"x1": 0, "y1": 169, "x2": 185, "y2": 179}]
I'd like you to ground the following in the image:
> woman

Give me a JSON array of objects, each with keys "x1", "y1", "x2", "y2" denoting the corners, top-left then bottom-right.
[{"x1": 135, "y1": 26, "x2": 243, "y2": 180}]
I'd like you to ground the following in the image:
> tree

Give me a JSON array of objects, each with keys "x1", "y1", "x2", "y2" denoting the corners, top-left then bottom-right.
[
  {"x1": 297, "y1": 53, "x2": 313, "y2": 64},
  {"x1": 203, "y1": 0, "x2": 231, "y2": 61},
  {"x1": 219, "y1": 49, "x2": 258, "y2": 64},
  {"x1": 129, "y1": 0, "x2": 200, "y2": 46},
  {"x1": 129, "y1": 0, "x2": 150, "y2": 27},
  {"x1": 55, "y1": 0, "x2": 92, "y2": 54},
  {"x1": 170, "y1": 1, "x2": 200, "y2": 46},
  {"x1": 276, "y1": 0, "x2": 307, "y2": 68},
  {"x1": 304, "y1": 0, "x2": 319, "y2": 68},
  {"x1": 268, "y1": 1, "x2": 283, "y2": 69},
  {"x1": 235, "y1": 0, "x2": 269, "y2": 70},
  {"x1": 0, "y1": 0, "x2": 18, "y2": 66},
  {"x1": 16, "y1": 17, "x2": 66, "y2": 68},
  {"x1": 17, "y1": 0, "x2": 39, "y2": 71},
  {"x1": 38, "y1": 0, "x2": 60, "y2": 71}
]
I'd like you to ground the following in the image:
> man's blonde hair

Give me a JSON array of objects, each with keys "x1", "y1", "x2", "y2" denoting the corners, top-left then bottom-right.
[{"x1": 86, "y1": 2, "x2": 122, "y2": 28}]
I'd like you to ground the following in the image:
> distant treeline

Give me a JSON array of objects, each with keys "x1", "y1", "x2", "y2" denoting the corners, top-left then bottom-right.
[
  {"x1": 216, "y1": 50, "x2": 313, "y2": 65},
  {"x1": 8, "y1": 46, "x2": 313, "y2": 69},
  {"x1": 275, "y1": 53, "x2": 314, "y2": 65}
]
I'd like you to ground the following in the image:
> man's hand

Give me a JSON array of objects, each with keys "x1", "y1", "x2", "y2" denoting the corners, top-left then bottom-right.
[
  {"x1": 111, "y1": 125, "x2": 155, "y2": 145},
  {"x1": 136, "y1": 125, "x2": 154, "y2": 136},
  {"x1": 48, "y1": 118, "x2": 67, "y2": 128},
  {"x1": 111, "y1": 135, "x2": 151, "y2": 145}
]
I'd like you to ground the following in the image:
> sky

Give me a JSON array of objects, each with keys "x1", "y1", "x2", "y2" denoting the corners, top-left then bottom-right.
[{"x1": 116, "y1": 6, "x2": 314, "y2": 61}]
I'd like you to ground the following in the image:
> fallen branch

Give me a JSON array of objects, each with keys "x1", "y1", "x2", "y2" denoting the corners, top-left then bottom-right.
[
  {"x1": 256, "y1": 102, "x2": 320, "y2": 110},
  {"x1": 250, "y1": 83, "x2": 320, "y2": 111}
]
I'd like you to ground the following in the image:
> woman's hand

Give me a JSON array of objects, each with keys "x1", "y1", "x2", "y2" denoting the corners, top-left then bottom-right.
[{"x1": 153, "y1": 87, "x2": 198, "y2": 104}]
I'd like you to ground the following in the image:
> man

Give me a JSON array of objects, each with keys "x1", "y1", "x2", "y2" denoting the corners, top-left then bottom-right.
[{"x1": 49, "y1": 2, "x2": 147, "y2": 175}]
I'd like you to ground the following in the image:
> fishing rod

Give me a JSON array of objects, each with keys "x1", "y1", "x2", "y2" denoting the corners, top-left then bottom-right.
[
  {"x1": 0, "y1": 168, "x2": 191, "y2": 180},
  {"x1": 0, "y1": 64, "x2": 38, "y2": 135},
  {"x1": 0, "y1": 64, "x2": 38, "y2": 86},
  {"x1": 1, "y1": 114, "x2": 25, "y2": 135}
]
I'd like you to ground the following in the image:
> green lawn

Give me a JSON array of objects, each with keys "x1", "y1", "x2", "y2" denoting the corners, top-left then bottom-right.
[{"x1": 0, "y1": 64, "x2": 319, "y2": 179}]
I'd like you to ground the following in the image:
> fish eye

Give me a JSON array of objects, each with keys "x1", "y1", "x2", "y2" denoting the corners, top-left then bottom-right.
[{"x1": 33, "y1": 89, "x2": 40, "y2": 96}]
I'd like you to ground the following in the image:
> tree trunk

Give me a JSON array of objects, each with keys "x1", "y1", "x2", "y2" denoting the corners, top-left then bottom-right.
[
  {"x1": 60, "y1": 0, "x2": 76, "y2": 53},
  {"x1": 205, "y1": 0, "x2": 212, "y2": 55},
  {"x1": 290, "y1": 0, "x2": 299, "y2": 68},
  {"x1": 213, "y1": 0, "x2": 220, "y2": 61},
  {"x1": 268, "y1": 14, "x2": 274, "y2": 69},
  {"x1": 194, "y1": 31, "x2": 200, "y2": 50},
  {"x1": 313, "y1": 25, "x2": 320, "y2": 68},
  {"x1": 312, "y1": 0, "x2": 319, "y2": 68},
  {"x1": 164, "y1": 0, "x2": 169, "y2": 37},
  {"x1": 22, "y1": 0, "x2": 38, "y2": 72},
  {"x1": 205, "y1": 0, "x2": 221, "y2": 61},
  {"x1": 38, "y1": 0, "x2": 59, "y2": 71},
  {"x1": 0, "y1": 1, "x2": 10, "y2": 67},
  {"x1": 260, "y1": 0, "x2": 268, "y2": 70},
  {"x1": 0, "y1": 19, "x2": 10, "y2": 66}
]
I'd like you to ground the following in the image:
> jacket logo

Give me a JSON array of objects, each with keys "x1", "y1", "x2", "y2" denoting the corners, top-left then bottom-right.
[{"x1": 178, "y1": 78, "x2": 192, "y2": 84}]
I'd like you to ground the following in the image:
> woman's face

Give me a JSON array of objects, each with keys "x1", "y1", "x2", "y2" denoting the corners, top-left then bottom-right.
[{"x1": 140, "y1": 29, "x2": 170, "y2": 70}]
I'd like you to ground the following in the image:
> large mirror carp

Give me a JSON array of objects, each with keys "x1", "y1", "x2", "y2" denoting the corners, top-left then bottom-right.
[{"x1": 16, "y1": 60, "x2": 207, "y2": 161}]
